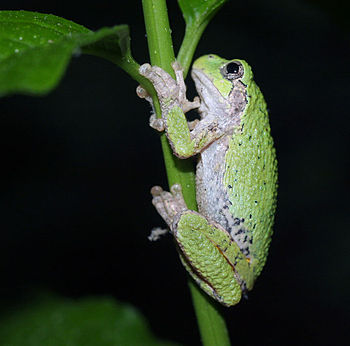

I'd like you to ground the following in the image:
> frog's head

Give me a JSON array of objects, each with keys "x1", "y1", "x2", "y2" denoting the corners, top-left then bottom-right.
[{"x1": 191, "y1": 54, "x2": 253, "y2": 100}]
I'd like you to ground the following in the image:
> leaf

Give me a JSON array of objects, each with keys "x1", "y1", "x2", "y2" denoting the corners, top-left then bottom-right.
[
  {"x1": 176, "y1": 0, "x2": 228, "y2": 77},
  {"x1": 0, "y1": 293, "x2": 178, "y2": 346},
  {"x1": 0, "y1": 10, "x2": 138, "y2": 96},
  {"x1": 178, "y1": 0, "x2": 228, "y2": 27}
]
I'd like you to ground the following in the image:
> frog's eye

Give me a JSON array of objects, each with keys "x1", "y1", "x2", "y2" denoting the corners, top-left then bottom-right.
[{"x1": 221, "y1": 61, "x2": 244, "y2": 80}]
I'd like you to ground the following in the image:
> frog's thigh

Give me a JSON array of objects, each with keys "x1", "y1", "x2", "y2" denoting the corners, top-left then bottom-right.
[{"x1": 174, "y1": 211, "x2": 242, "y2": 306}]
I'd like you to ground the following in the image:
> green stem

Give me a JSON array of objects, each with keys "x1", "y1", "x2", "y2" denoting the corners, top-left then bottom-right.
[
  {"x1": 142, "y1": 1, "x2": 231, "y2": 345},
  {"x1": 83, "y1": 42, "x2": 156, "y2": 100},
  {"x1": 177, "y1": 22, "x2": 207, "y2": 78},
  {"x1": 141, "y1": 0, "x2": 175, "y2": 76},
  {"x1": 189, "y1": 281, "x2": 230, "y2": 346}
]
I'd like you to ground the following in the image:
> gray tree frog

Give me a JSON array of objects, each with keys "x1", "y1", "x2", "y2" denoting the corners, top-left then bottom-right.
[{"x1": 137, "y1": 55, "x2": 277, "y2": 307}]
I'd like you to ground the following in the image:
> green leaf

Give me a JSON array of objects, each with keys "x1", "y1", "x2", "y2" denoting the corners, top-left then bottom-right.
[
  {"x1": 0, "y1": 10, "x2": 140, "y2": 96},
  {"x1": 0, "y1": 293, "x2": 178, "y2": 346},
  {"x1": 177, "y1": 0, "x2": 228, "y2": 76},
  {"x1": 178, "y1": 0, "x2": 227, "y2": 26}
]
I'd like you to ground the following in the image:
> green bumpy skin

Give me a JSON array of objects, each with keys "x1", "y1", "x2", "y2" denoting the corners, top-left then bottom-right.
[
  {"x1": 223, "y1": 76, "x2": 277, "y2": 277},
  {"x1": 175, "y1": 211, "x2": 254, "y2": 306}
]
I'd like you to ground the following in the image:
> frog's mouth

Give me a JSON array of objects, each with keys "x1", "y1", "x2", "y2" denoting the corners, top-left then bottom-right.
[{"x1": 191, "y1": 68, "x2": 230, "y2": 114}]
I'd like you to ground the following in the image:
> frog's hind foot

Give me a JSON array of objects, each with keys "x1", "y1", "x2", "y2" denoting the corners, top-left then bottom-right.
[
  {"x1": 149, "y1": 114, "x2": 165, "y2": 132},
  {"x1": 151, "y1": 184, "x2": 188, "y2": 230}
]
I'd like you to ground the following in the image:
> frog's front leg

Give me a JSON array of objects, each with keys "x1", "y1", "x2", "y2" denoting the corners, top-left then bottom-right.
[
  {"x1": 139, "y1": 62, "x2": 224, "y2": 158},
  {"x1": 136, "y1": 63, "x2": 199, "y2": 133}
]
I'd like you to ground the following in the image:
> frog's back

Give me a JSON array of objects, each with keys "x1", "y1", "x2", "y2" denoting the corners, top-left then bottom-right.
[{"x1": 223, "y1": 81, "x2": 278, "y2": 278}]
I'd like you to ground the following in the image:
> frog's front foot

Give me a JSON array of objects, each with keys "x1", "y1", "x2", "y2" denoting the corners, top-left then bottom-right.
[
  {"x1": 136, "y1": 86, "x2": 165, "y2": 132},
  {"x1": 139, "y1": 63, "x2": 178, "y2": 104},
  {"x1": 139, "y1": 62, "x2": 199, "y2": 114},
  {"x1": 171, "y1": 62, "x2": 200, "y2": 113},
  {"x1": 136, "y1": 84, "x2": 152, "y2": 103},
  {"x1": 151, "y1": 184, "x2": 188, "y2": 230}
]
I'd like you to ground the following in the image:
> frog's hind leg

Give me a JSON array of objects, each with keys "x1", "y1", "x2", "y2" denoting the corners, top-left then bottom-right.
[{"x1": 173, "y1": 209, "x2": 244, "y2": 306}]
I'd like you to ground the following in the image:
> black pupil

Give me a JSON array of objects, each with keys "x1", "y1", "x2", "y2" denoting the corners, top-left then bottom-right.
[{"x1": 226, "y1": 62, "x2": 240, "y2": 74}]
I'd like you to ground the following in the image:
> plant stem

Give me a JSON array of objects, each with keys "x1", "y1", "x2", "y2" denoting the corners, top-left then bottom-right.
[
  {"x1": 142, "y1": 1, "x2": 230, "y2": 345},
  {"x1": 177, "y1": 21, "x2": 207, "y2": 78},
  {"x1": 189, "y1": 281, "x2": 230, "y2": 346},
  {"x1": 142, "y1": 0, "x2": 196, "y2": 207}
]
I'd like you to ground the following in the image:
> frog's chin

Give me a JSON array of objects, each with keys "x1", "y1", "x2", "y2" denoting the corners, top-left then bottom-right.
[
  {"x1": 191, "y1": 68, "x2": 227, "y2": 114},
  {"x1": 191, "y1": 68, "x2": 221, "y2": 99}
]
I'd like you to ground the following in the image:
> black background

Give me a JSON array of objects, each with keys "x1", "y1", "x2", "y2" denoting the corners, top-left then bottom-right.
[{"x1": 1, "y1": 1, "x2": 349, "y2": 345}]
